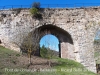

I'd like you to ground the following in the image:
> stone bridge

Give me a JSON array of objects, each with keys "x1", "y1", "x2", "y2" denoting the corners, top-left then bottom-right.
[{"x1": 0, "y1": 7, "x2": 100, "y2": 73}]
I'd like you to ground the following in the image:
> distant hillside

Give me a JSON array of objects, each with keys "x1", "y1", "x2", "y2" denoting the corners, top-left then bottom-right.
[
  {"x1": 40, "y1": 45, "x2": 59, "y2": 58},
  {"x1": 50, "y1": 49, "x2": 59, "y2": 57}
]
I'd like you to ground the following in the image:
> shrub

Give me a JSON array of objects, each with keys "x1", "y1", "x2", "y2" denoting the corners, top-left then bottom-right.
[
  {"x1": 32, "y1": 2, "x2": 40, "y2": 9},
  {"x1": 29, "y1": 7, "x2": 42, "y2": 19},
  {"x1": 30, "y1": 2, "x2": 42, "y2": 19},
  {"x1": 29, "y1": 8, "x2": 39, "y2": 16},
  {"x1": 40, "y1": 45, "x2": 48, "y2": 58},
  {"x1": 40, "y1": 45, "x2": 54, "y2": 59}
]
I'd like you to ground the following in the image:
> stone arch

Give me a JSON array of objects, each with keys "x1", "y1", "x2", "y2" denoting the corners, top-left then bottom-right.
[
  {"x1": 93, "y1": 28, "x2": 100, "y2": 73},
  {"x1": 21, "y1": 24, "x2": 75, "y2": 60},
  {"x1": 83, "y1": 25, "x2": 100, "y2": 73},
  {"x1": 37, "y1": 25, "x2": 74, "y2": 59}
]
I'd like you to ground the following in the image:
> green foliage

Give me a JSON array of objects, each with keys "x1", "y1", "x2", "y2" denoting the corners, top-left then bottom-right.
[
  {"x1": 16, "y1": 54, "x2": 20, "y2": 57},
  {"x1": 40, "y1": 45, "x2": 55, "y2": 59},
  {"x1": 94, "y1": 39, "x2": 100, "y2": 44},
  {"x1": 29, "y1": 7, "x2": 42, "y2": 19},
  {"x1": 40, "y1": 46, "x2": 55, "y2": 66},
  {"x1": 46, "y1": 48, "x2": 54, "y2": 59},
  {"x1": 30, "y1": 2, "x2": 42, "y2": 19},
  {"x1": 40, "y1": 45, "x2": 48, "y2": 58},
  {"x1": 32, "y1": 2, "x2": 40, "y2": 9},
  {"x1": 29, "y1": 8, "x2": 39, "y2": 15}
]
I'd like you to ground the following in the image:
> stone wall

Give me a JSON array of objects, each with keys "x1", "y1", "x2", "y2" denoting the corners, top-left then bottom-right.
[{"x1": 0, "y1": 7, "x2": 100, "y2": 73}]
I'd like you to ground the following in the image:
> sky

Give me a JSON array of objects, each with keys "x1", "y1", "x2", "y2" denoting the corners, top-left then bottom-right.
[
  {"x1": 1, "y1": 0, "x2": 100, "y2": 8},
  {"x1": 95, "y1": 30, "x2": 100, "y2": 40},
  {"x1": 0, "y1": 0, "x2": 100, "y2": 5},
  {"x1": 40, "y1": 34, "x2": 59, "y2": 51}
]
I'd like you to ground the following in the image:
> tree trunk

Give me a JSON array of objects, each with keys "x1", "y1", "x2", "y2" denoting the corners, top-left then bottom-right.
[
  {"x1": 29, "y1": 53, "x2": 32, "y2": 65},
  {"x1": 47, "y1": 60, "x2": 51, "y2": 67}
]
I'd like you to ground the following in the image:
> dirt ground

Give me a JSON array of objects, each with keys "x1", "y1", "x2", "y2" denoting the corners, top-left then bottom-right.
[{"x1": 16, "y1": 54, "x2": 57, "y2": 70}]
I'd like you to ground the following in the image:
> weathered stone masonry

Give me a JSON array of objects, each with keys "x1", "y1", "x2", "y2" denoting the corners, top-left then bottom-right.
[{"x1": 0, "y1": 7, "x2": 100, "y2": 73}]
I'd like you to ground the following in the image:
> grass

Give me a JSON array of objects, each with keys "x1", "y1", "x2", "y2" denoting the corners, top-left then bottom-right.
[{"x1": 0, "y1": 46, "x2": 97, "y2": 75}]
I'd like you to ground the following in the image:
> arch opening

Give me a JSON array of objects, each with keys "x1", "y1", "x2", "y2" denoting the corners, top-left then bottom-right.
[
  {"x1": 39, "y1": 34, "x2": 60, "y2": 58},
  {"x1": 94, "y1": 30, "x2": 100, "y2": 73},
  {"x1": 36, "y1": 25, "x2": 75, "y2": 60},
  {"x1": 21, "y1": 24, "x2": 75, "y2": 60}
]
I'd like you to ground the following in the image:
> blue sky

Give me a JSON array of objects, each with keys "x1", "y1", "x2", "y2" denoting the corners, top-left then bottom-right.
[
  {"x1": 1, "y1": 0, "x2": 100, "y2": 7},
  {"x1": 0, "y1": 0, "x2": 100, "y2": 5},
  {"x1": 95, "y1": 30, "x2": 100, "y2": 39},
  {"x1": 40, "y1": 34, "x2": 59, "y2": 51}
]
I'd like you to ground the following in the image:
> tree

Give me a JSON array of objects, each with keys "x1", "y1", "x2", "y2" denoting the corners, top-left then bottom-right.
[
  {"x1": 21, "y1": 29, "x2": 41, "y2": 64},
  {"x1": 40, "y1": 34, "x2": 55, "y2": 67},
  {"x1": 40, "y1": 45, "x2": 48, "y2": 58},
  {"x1": 40, "y1": 45, "x2": 54, "y2": 66},
  {"x1": 14, "y1": 29, "x2": 41, "y2": 64},
  {"x1": 32, "y1": 2, "x2": 40, "y2": 9}
]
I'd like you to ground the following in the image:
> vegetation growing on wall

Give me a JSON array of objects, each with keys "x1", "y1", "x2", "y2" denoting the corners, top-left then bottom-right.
[
  {"x1": 29, "y1": 2, "x2": 42, "y2": 19},
  {"x1": 29, "y1": 7, "x2": 39, "y2": 16}
]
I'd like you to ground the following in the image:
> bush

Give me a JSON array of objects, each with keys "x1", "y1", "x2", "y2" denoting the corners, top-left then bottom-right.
[
  {"x1": 40, "y1": 45, "x2": 48, "y2": 58},
  {"x1": 32, "y1": 2, "x2": 40, "y2": 9},
  {"x1": 30, "y1": 2, "x2": 42, "y2": 19},
  {"x1": 40, "y1": 45, "x2": 54, "y2": 59},
  {"x1": 29, "y1": 7, "x2": 42, "y2": 19},
  {"x1": 29, "y1": 8, "x2": 39, "y2": 16}
]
